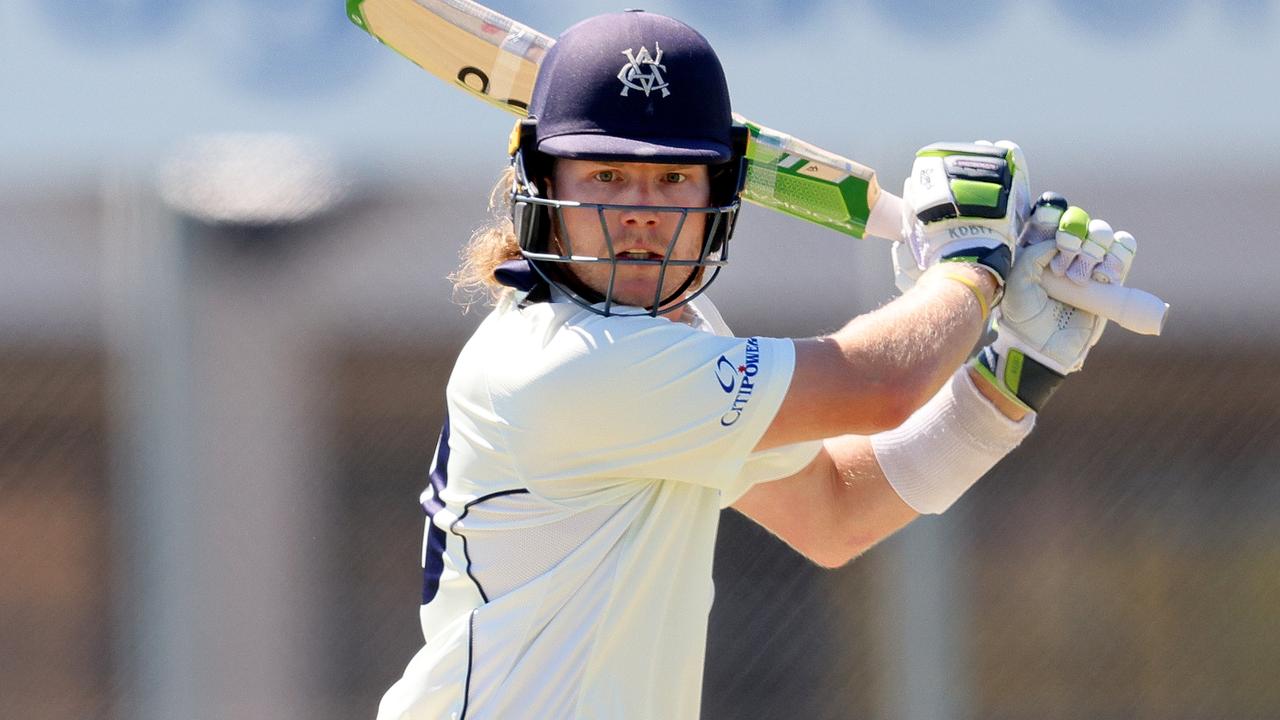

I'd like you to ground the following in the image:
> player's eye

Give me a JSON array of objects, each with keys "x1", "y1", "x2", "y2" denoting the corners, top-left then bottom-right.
[
  {"x1": 593, "y1": 170, "x2": 617, "y2": 183},
  {"x1": 664, "y1": 172, "x2": 686, "y2": 184}
]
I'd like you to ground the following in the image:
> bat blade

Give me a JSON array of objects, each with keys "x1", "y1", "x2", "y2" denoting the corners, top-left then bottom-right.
[
  {"x1": 348, "y1": 0, "x2": 1167, "y2": 336},
  {"x1": 348, "y1": 0, "x2": 548, "y2": 114}
]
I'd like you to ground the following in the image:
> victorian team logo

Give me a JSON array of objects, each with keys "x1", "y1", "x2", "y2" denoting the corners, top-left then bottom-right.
[{"x1": 617, "y1": 43, "x2": 670, "y2": 98}]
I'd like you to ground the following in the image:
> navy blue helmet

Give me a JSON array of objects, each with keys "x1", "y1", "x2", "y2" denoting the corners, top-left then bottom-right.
[{"x1": 509, "y1": 10, "x2": 748, "y2": 316}]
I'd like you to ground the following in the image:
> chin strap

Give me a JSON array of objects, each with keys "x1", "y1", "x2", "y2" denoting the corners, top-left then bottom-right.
[{"x1": 494, "y1": 259, "x2": 550, "y2": 304}]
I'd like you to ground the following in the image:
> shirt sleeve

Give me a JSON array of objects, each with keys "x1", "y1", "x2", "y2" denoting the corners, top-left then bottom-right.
[
  {"x1": 718, "y1": 440, "x2": 824, "y2": 509},
  {"x1": 492, "y1": 314, "x2": 796, "y2": 503}
]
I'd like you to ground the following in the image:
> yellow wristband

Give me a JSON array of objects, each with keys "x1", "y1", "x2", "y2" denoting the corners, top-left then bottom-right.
[{"x1": 939, "y1": 271, "x2": 990, "y2": 323}]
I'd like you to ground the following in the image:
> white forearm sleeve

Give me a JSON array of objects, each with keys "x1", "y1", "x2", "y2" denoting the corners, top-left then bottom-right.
[{"x1": 870, "y1": 367, "x2": 1035, "y2": 514}]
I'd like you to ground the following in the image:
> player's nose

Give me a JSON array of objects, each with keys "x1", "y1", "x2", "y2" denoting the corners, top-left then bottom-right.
[
  {"x1": 617, "y1": 200, "x2": 661, "y2": 226},
  {"x1": 620, "y1": 211, "x2": 660, "y2": 227}
]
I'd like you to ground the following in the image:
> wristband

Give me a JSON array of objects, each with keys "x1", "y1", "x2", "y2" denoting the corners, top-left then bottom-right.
[
  {"x1": 871, "y1": 367, "x2": 1034, "y2": 514},
  {"x1": 937, "y1": 271, "x2": 990, "y2": 323}
]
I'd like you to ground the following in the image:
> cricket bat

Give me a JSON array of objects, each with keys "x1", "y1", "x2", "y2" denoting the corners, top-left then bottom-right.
[{"x1": 347, "y1": 0, "x2": 1168, "y2": 336}]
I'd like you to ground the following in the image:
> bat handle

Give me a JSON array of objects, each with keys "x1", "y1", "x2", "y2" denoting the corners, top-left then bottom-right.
[
  {"x1": 1038, "y1": 273, "x2": 1167, "y2": 336},
  {"x1": 865, "y1": 190, "x2": 905, "y2": 242},
  {"x1": 869, "y1": 192, "x2": 1167, "y2": 336}
]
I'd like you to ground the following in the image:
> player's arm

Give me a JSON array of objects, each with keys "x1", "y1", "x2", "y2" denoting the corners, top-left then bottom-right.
[
  {"x1": 732, "y1": 436, "x2": 914, "y2": 568},
  {"x1": 756, "y1": 142, "x2": 1028, "y2": 450},
  {"x1": 762, "y1": 264, "x2": 996, "y2": 446},
  {"x1": 736, "y1": 195, "x2": 1139, "y2": 568},
  {"x1": 734, "y1": 365, "x2": 1030, "y2": 567}
]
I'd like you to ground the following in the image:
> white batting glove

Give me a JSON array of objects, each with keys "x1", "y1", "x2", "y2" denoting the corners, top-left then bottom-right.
[
  {"x1": 892, "y1": 140, "x2": 1032, "y2": 294},
  {"x1": 972, "y1": 192, "x2": 1139, "y2": 411}
]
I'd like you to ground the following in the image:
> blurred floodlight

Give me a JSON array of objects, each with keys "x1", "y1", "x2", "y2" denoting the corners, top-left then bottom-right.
[{"x1": 157, "y1": 133, "x2": 345, "y2": 226}]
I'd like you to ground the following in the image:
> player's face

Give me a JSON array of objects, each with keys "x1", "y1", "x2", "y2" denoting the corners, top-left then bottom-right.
[{"x1": 548, "y1": 159, "x2": 712, "y2": 311}]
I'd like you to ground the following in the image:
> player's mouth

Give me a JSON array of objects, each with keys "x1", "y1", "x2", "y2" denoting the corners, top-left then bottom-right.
[{"x1": 615, "y1": 249, "x2": 664, "y2": 261}]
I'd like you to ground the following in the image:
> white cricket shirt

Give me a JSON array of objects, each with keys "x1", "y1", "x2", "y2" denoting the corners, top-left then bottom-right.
[{"x1": 378, "y1": 292, "x2": 821, "y2": 720}]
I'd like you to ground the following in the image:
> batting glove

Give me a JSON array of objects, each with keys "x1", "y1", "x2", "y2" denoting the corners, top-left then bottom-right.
[
  {"x1": 972, "y1": 192, "x2": 1139, "y2": 411},
  {"x1": 892, "y1": 140, "x2": 1032, "y2": 296}
]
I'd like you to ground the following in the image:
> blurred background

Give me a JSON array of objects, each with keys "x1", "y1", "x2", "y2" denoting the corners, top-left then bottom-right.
[{"x1": 3, "y1": 1, "x2": 1278, "y2": 718}]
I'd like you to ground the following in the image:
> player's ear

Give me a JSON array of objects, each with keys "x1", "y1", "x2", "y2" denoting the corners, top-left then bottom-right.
[{"x1": 543, "y1": 167, "x2": 556, "y2": 199}]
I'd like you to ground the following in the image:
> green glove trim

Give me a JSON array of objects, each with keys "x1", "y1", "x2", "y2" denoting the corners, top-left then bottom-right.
[
  {"x1": 1003, "y1": 347, "x2": 1025, "y2": 393},
  {"x1": 1059, "y1": 206, "x2": 1091, "y2": 239},
  {"x1": 950, "y1": 179, "x2": 1002, "y2": 209},
  {"x1": 972, "y1": 345, "x2": 1066, "y2": 412}
]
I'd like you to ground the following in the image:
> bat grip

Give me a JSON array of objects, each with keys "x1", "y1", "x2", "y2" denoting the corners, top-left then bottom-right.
[
  {"x1": 865, "y1": 191, "x2": 904, "y2": 242},
  {"x1": 1038, "y1": 273, "x2": 1168, "y2": 336}
]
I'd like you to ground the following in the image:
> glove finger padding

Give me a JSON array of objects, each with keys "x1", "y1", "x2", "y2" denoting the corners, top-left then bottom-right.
[
  {"x1": 1094, "y1": 230, "x2": 1136, "y2": 284},
  {"x1": 1066, "y1": 218, "x2": 1113, "y2": 285},
  {"x1": 1019, "y1": 191, "x2": 1067, "y2": 247},
  {"x1": 1049, "y1": 205, "x2": 1090, "y2": 276}
]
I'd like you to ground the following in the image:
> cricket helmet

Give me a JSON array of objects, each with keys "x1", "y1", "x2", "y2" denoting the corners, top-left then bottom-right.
[{"x1": 509, "y1": 9, "x2": 748, "y2": 316}]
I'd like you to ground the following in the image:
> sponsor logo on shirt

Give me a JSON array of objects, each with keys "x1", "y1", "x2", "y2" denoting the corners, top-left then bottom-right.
[
  {"x1": 718, "y1": 337, "x2": 761, "y2": 427},
  {"x1": 714, "y1": 356, "x2": 738, "y2": 392}
]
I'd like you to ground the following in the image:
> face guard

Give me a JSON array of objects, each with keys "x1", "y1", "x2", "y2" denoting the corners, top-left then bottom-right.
[
  {"x1": 514, "y1": 195, "x2": 734, "y2": 317},
  {"x1": 510, "y1": 118, "x2": 748, "y2": 317}
]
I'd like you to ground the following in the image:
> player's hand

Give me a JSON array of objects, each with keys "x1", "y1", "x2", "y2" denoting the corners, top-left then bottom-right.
[
  {"x1": 972, "y1": 193, "x2": 1139, "y2": 411},
  {"x1": 892, "y1": 140, "x2": 1032, "y2": 295}
]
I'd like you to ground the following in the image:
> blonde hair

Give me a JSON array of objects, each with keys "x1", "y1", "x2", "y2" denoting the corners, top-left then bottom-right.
[{"x1": 450, "y1": 166, "x2": 524, "y2": 310}]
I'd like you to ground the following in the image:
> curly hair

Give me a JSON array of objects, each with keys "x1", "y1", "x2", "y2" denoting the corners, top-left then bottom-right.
[{"x1": 450, "y1": 166, "x2": 524, "y2": 310}]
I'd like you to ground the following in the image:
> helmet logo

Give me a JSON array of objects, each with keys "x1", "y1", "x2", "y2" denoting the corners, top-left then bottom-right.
[{"x1": 617, "y1": 44, "x2": 670, "y2": 98}]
